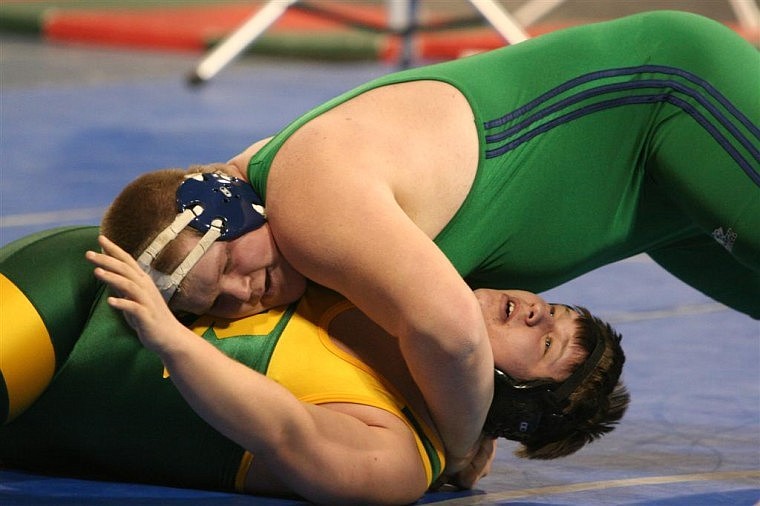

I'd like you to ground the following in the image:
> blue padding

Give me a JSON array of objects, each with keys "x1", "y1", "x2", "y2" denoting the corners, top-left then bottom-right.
[{"x1": 177, "y1": 173, "x2": 266, "y2": 240}]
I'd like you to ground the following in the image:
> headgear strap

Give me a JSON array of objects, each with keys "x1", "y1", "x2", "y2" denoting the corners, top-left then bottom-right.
[
  {"x1": 483, "y1": 327, "x2": 608, "y2": 441},
  {"x1": 136, "y1": 172, "x2": 266, "y2": 302},
  {"x1": 137, "y1": 206, "x2": 200, "y2": 267},
  {"x1": 548, "y1": 328, "x2": 607, "y2": 405}
]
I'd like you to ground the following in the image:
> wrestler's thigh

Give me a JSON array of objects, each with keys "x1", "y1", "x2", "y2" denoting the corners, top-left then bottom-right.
[
  {"x1": 649, "y1": 234, "x2": 760, "y2": 319},
  {"x1": 644, "y1": 21, "x2": 760, "y2": 272}
]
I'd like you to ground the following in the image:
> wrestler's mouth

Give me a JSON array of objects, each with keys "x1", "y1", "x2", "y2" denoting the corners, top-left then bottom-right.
[
  {"x1": 505, "y1": 298, "x2": 516, "y2": 322},
  {"x1": 263, "y1": 269, "x2": 272, "y2": 300}
]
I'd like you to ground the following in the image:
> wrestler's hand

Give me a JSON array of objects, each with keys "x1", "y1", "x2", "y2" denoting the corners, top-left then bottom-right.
[
  {"x1": 434, "y1": 436, "x2": 497, "y2": 490},
  {"x1": 85, "y1": 235, "x2": 187, "y2": 354}
]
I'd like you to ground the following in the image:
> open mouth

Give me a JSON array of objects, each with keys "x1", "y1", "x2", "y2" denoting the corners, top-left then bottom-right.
[
  {"x1": 506, "y1": 299, "x2": 516, "y2": 320},
  {"x1": 263, "y1": 269, "x2": 272, "y2": 299}
]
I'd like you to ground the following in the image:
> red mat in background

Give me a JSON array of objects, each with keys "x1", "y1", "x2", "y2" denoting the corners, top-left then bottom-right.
[
  {"x1": 31, "y1": 2, "x2": 760, "y2": 61},
  {"x1": 38, "y1": 2, "x2": 583, "y2": 61},
  {"x1": 44, "y1": 4, "x2": 364, "y2": 52}
]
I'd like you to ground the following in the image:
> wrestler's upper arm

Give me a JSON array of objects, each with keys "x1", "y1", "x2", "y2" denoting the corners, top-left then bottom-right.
[
  {"x1": 245, "y1": 402, "x2": 429, "y2": 503},
  {"x1": 265, "y1": 124, "x2": 478, "y2": 341},
  {"x1": 265, "y1": 123, "x2": 493, "y2": 464}
]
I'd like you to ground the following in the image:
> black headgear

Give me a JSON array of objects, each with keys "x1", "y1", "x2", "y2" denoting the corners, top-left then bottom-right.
[{"x1": 482, "y1": 330, "x2": 607, "y2": 441}]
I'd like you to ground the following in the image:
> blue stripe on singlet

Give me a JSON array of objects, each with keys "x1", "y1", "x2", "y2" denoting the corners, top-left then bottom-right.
[{"x1": 483, "y1": 65, "x2": 760, "y2": 186}]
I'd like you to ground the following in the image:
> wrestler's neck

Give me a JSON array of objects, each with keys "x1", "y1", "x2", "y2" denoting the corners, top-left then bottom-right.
[{"x1": 227, "y1": 137, "x2": 273, "y2": 181}]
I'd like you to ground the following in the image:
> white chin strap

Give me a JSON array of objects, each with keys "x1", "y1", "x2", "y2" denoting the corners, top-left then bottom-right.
[{"x1": 136, "y1": 205, "x2": 223, "y2": 302}]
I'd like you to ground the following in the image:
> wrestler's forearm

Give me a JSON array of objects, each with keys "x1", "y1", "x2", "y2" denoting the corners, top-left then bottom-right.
[
  {"x1": 398, "y1": 299, "x2": 493, "y2": 468},
  {"x1": 87, "y1": 237, "x2": 310, "y2": 455},
  {"x1": 263, "y1": 152, "x2": 494, "y2": 468},
  {"x1": 281, "y1": 248, "x2": 493, "y2": 465},
  {"x1": 158, "y1": 333, "x2": 307, "y2": 454},
  {"x1": 158, "y1": 334, "x2": 430, "y2": 505}
]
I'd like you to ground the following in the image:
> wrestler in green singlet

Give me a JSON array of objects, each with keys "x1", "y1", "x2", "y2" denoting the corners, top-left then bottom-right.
[
  {"x1": 0, "y1": 227, "x2": 444, "y2": 491},
  {"x1": 249, "y1": 11, "x2": 759, "y2": 317}
]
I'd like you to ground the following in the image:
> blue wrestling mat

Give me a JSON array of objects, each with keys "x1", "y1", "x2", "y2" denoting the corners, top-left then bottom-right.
[{"x1": 1, "y1": 5, "x2": 758, "y2": 504}]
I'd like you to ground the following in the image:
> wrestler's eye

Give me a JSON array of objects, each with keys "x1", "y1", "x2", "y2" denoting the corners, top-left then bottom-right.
[
  {"x1": 222, "y1": 248, "x2": 232, "y2": 274},
  {"x1": 544, "y1": 336, "x2": 552, "y2": 352},
  {"x1": 549, "y1": 305, "x2": 556, "y2": 317}
]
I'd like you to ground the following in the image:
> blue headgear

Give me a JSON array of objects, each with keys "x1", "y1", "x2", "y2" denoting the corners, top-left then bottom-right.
[
  {"x1": 137, "y1": 172, "x2": 266, "y2": 301},
  {"x1": 176, "y1": 172, "x2": 266, "y2": 240}
]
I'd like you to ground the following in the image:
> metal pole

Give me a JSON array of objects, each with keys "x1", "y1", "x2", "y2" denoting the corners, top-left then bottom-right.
[
  {"x1": 188, "y1": 0, "x2": 299, "y2": 85},
  {"x1": 467, "y1": 0, "x2": 529, "y2": 44},
  {"x1": 728, "y1": 0, "x2": 760, "y2": 32},
  {"x1": 388, "y1": 0, "x2": 419, "y2": 68}
]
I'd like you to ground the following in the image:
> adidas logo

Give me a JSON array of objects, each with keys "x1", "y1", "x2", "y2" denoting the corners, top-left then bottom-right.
[{"x1": 711, "y1": 226, "x2": 737, "y2": 252}]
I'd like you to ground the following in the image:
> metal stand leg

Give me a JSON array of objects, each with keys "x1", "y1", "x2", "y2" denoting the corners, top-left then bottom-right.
[
  {"x1": 510, "y1": 0, "x2": 567, "y2": 27},
  {"x1": 466, "y1": 0, "x2": 529, "y2": 44},
  {"x1": 187, "y1": 0, "x2": 538, "y2": 86},
  {"x1": 388, "y1": 0, "x2": 419, "y2": 69},
  {"x1": 188, "y1": 0, "x2": 299, "y2": 85},
  {"x1": 728, "y1": 0, "x2": 760, "y2": 32},
  {"x1": 185, "y1": 0, "x2": 758, "y2": 86}
]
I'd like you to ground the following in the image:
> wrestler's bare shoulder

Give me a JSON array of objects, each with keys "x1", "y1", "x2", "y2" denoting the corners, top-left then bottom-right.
[{"x1": 270, "y1": 80, "x2": 479, "y2": 238}]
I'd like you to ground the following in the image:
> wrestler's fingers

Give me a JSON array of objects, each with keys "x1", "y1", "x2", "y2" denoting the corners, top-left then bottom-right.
[
  {"x1": 90, "y1": 264, "x2": 140, "y2": 299},
  {"x1": 105, "y1": 295, "x2": 161, "y2": 338},
  {"x1": 444, "y1": 438, "x2": 497, "y2": 489},
  {"x1": 87, "y1": 250, "x2": 152, "y2": 295},
  {"x1": 105, "y1": 294, "x2": 141, "y2": 314},
  {"x1": 104, "y1": 293, "x2": 158, "y2": 320},
  {"x1": 479, "y1": 437, "x2": 497, "y2": 461},
  {"x1": 97, "y1": 235, "x2": 142, "y2": 268},
  {"x1": 86, "y1": 244, "x2": 153, "y2": 286},
  {"x1": 467, "y1": 438, "x2": 497, "y2": 484},
  {"x1": 85, "y1": 251, "x2": 145, "y2": 295},
  {"x1": 477, "y1": 438, "x2": 496, "y2": 465},
  {"x1": 448, "y1": 464, "x2": 479, "y2": 489},
  {"x1": 85, "y1": 249, "x2": 129, "y2": 273}
]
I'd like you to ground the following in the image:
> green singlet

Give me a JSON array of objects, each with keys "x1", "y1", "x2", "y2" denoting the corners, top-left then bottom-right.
[
  {"x1": 249, "y1": 11, "x2": 760, "y2": 317},
  {"x1": 0, "y1": 227, "x2": 444, "y2": 492}
]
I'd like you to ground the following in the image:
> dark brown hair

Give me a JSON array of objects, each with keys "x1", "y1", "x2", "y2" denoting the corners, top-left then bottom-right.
[{"x1": 516, "y1": 307, "x2": 629, "y2": 459}]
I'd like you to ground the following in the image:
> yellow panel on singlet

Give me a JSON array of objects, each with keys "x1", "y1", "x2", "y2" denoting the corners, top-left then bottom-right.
[{"x1": 1, "y1": 273, "x2": 56, "y2": 423}]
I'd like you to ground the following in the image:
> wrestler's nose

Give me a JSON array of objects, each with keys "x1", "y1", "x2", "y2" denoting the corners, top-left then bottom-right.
[
  {"x1": 220, "y1": 275, "x2": 251, "y2": 302},
  {"x1": 525, "y1": 302, "x2": 547, "y2": 326}
]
